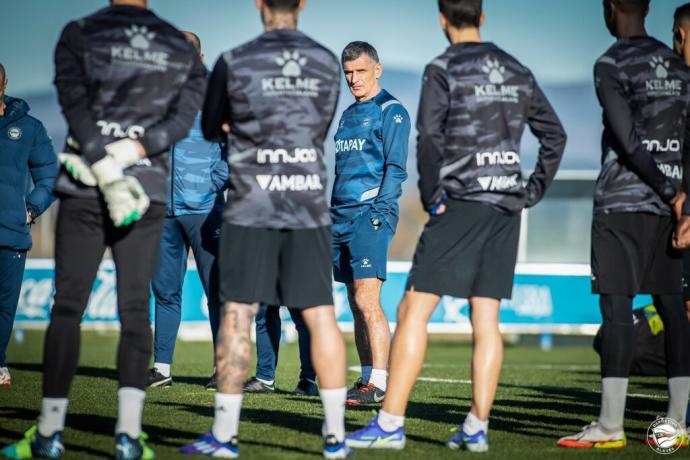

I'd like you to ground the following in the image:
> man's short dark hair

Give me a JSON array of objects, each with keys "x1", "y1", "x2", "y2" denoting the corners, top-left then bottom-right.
[
  {"x1": 341, "y1": 41, "x2": 379, "y2": 65},
  {"x1": 675, "y1": 3, "x2": 690, "y2": 27},
  {"x1": 184, "y1": 31, "x2": 201, "y2": 54},
  {"x1": 264, "y1": 0, "x2": 300, "y2": 11},
  {"x1": 438, "y1": 0, "x2": 482, "y2": 28},
  {"x1": 0, "y1": 63, "x2": 5, "y2": 83},
  {"x1": 608, "y1": 0, "x2": 650, "y2": 15}
]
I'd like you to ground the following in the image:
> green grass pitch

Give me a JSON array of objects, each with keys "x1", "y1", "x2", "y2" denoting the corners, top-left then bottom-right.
[{"x1": 0, "y1": 331, "x2": 670, "y2": 458}]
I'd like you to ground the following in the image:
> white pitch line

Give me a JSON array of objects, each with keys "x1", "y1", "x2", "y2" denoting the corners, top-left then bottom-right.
[
  {"x1": 417, "y1": 377, "x2": 472, "y2": 384},
  {"x1": 348, "y1": 366, "x2": 472, "y2": 384},
  {"x1": 627, "y1": 393, "x2": 665, "y2": 400},
  {"x1": 348, "y1": 366, "x2": 665, "y2": 399},
  {"x1": 422, "y1": 363, "x2": 600, "y2": 371}
]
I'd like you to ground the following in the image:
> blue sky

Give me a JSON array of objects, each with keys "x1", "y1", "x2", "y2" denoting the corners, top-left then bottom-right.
[{"x1": 3, "y1": 0, "x2": 690, "y2": 96}]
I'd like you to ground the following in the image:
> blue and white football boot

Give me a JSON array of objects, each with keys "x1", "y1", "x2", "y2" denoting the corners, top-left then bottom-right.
[
  {"x1": 179, "y1": 431, "x2": 238, "y2": 458},
  {"x1": 447, "y1": 428, "x2": 489, "y2": 452},
  {"x1": 345, "y1": 415, "x2": 405, "y2": 450}
]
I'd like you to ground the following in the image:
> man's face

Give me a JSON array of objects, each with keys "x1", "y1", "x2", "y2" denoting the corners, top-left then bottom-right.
[
  {"x1": 603, "y1": 0, "x2": 617, "y2": 37},
  {"x1": 343, "y1": 54, "x2": 381, "y2": 101},
  {"x1": 0, "y1": 75, "x2": 6, "y2": 101}
]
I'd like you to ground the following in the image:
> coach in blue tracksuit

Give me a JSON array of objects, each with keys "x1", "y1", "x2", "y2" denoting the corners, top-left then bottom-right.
[
  {"x1": 331, "y1": 42, "x2": 409, "y2": 405},
  {"x1": 0, "y1": 64, "x2": 58, "y2": 386},
  {"x1": 147, "y1": 33, "x2": 228, "y2": 389}
]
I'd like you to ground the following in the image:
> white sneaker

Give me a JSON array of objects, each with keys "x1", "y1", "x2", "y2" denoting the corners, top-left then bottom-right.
[
  {"x1": 557, "y1": 421, "x2": 626, "y2": 449},
  {"x1": 0, "y1": 367, "x2": 11, "y2": 386}
]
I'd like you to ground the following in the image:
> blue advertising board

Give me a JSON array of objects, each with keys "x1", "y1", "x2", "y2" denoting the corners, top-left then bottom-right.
[{"x1": 15, "y1": 260, "x2": 653, "y2": 336}]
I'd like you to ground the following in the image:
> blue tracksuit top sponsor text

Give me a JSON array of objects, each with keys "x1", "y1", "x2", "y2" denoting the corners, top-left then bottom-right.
[
  {"x1": 330, "y1": 89, "x2": 409, "y2": 230},
  {"x1": 168, "y1": 113, "x2": 229, "y2": 216}
]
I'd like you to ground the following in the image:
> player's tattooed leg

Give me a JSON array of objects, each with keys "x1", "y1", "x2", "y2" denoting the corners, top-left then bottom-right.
[{"x1": 216, "y1": 302, "x2": 259, "y2": 394}]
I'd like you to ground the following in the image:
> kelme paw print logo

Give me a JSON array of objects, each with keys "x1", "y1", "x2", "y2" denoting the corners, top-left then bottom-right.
[
  {"x1": 650, "y1": 56, "x2": 670, "y2": 79},
  {"x1": 276, "y1": 50, "x2": 307, "y2": 77},
  {"x1": 394, "y1": 114, "x2": 403, "y2": 124},
  {"x1": 125, "y1": 25, "x2": 155, "y2": 50},
  {"x1": 482, "y1": 59, "x2": 505, "y2": 84}
]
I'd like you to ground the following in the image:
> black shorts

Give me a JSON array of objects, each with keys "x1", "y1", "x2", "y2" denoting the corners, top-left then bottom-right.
[
  {"x1": 406, "y1": 200, "x2": 520, "y2": 299},
  {"x1": 591, "y1": 213, "x2": 682, "y2": 295},
  {"x1": 218, "y1": 224, "x2": 334, "y2": 308}
]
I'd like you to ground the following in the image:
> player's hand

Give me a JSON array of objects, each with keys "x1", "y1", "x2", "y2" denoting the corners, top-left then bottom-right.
[
  {"x1": 670, "y1": 191, "x2": 687, "y2": 222},
  {"x1": 221, "y1": 123, "x2": 231, "y2": 134},
  {"x1": 100, "y1": 176, "x2": 150, "y2": 227},
  {"x1": 430, "y1": 202, "x2": 446, "y2": 216},
  {"x1": 59, "y1": 153, "x2": 97, "y2": 186},
  {"x1": 105, "y1": 139, "x2": 145, "y2": 169},
  {"x1": 673, "y1": 215, "x2": 690, "y2": 250}
]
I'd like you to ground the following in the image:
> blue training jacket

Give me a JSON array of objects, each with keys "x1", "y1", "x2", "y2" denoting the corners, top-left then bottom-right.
[
  {"x1": 0, "y1": 96, "x2": 57, "y2": 251},
  {"x1": 330, "y1": 89, "x2": 410, "y2": 231},
  {"x1": 167, "y1": 113, "x2": 229, "y2": 216}
]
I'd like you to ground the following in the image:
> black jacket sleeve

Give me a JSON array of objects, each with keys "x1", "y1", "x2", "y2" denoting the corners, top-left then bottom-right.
[
  {"x1": 416, "y1": 62, "x2": 449, "y2": 211},
  {"x1": 524, "y1": 79, "x2": 567, "y2": 207},
  {"x1": 53, "y1": 21, "x2": 107, "y2": 164},
  {"x1": 595, "y1": 58, "x2": 677, "y2": 203},
  {"x1": 683, "y1": 87, "x2": 690, "y2": 215},
  {"x1": 138, "y1": 50, "x2": 207, "y2": 156},
  {"x1": 202, "y1": 56, "x2": 231, "y2": 142},
  {"x1": 323, "y1": 69, "x2": 341, "y2": 141}
]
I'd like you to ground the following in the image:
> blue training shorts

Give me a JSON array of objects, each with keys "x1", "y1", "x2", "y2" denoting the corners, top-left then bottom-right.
[{"x1": 332, "y1": 210, "x2": 394, "y2": 283}]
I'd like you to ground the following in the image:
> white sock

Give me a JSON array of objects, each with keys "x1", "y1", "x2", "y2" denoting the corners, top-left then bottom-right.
[
  {"x1": 462, "y1": 412, "x2": 488, "y2": 436},
  {"x1": 38, "y1": 398, "x2": 68, "y2": 437},
  {"x1": 361, "y1": 366, "x2": 372, "y2": 383},
  {"x1": 154, "y1": 363, "x2": 171, "y2": 378},
  {"x1": 256, "y1": 377, "x2": 274, "y2": 386},
  {"x1": 369, "y1": 369, "x2": 388, "y2": 391},
  {"x1": 377, "y1": 409, "x2": 404, "y2": 432},
  {"x1": 668, "y1": 377, "x2": 690, "y2": 426},
  {"x1": 599, "y1": 377, "x2": 628, "y2": 432},
  {"x1": 320, "y1": 387, "x2": 346, "y2": 442},
  {"x1": 212, "y1": 393, "x2": 242, "y2": 442},
  {"x1": 115, "y1": 387, "x2": 145, "y2": 438}
]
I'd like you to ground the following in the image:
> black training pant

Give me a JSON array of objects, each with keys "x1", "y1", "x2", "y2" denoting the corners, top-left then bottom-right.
[
  {"x1": 599, "y1": 293, "x2": 690, "y2": 378},
  {"x1": 43, "y1": 197, "x2": 165, "y2": 397}
]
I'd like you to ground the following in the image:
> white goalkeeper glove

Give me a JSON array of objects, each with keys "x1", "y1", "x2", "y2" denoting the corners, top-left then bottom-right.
[
  {"x1": 104, "y1": 139, "x2": 143, "y2": 169},
  {"x1": 59, "y1": 138, "x2": 141, "y2": 185},
  {"x1": 59, "y1": 153, "x2": 97, "y2": 187},
  {"x1": 91, "y1": 156, "x2": 150, "y2": 227}
]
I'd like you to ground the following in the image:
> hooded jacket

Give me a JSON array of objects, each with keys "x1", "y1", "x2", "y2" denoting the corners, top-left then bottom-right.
[{"x1": 0, "y1": 96, "x2": 58, "y2": 250}]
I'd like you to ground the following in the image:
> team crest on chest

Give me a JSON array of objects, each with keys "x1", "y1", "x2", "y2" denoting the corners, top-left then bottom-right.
[{"x1": 7, "y1": 127, "x2": 22, "y2": 140}]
